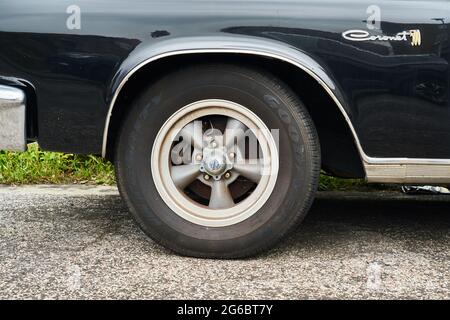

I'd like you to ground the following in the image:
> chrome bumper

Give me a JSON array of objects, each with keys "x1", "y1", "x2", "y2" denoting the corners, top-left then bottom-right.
[{"x1": 0, "y1": 85, "x2": 26, "y2": 151}]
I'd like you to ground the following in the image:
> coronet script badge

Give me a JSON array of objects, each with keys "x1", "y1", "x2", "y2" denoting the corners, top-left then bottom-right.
[{"x1": 342, "y1": 29, "x2": 422, "y2": 46}]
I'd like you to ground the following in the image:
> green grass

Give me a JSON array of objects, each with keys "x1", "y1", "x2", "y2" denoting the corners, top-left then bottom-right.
[
  {"x1": 318, "y1": 173, "x2": 366, "y2": 191},
  {"x1": 0, "y1": 144, "x2": 374, "y2": 191},
  {"x1": 0, "y1": 143, "x2": 115, "y2": 185}
]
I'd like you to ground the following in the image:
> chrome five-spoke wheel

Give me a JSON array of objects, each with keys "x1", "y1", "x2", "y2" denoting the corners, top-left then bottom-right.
[{"x1": 151, "y1": 100, "x2": 279, "y2": 227}]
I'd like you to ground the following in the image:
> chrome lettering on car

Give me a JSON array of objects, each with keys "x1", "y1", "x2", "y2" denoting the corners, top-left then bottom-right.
[{"x1": 342, "y1": 29, "x2": 422, "y2": 46}]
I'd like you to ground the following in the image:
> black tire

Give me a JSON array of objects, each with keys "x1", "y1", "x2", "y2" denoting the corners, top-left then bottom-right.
[{"x1": 115, "y1": 63, "x2": 320, "y2": 258}]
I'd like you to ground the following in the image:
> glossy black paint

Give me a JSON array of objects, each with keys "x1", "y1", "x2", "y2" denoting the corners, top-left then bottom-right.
[{"x1": 0, "y1": 0, "x2": 449, "y2": 159}]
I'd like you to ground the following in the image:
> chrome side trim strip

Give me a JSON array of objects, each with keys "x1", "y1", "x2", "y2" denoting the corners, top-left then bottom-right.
[
  {"x1": 0, "y1": 85, "x2": 26, "y2": 151},
  {"x1": 366, "y1": 163, "x2": 450, "y2": 184},
  {"x1": 365, "y1": 155, "x2": 450, "y2": 183},
  {"x1": 365, "y1": 156, "x2": 450, "y2": 165}
]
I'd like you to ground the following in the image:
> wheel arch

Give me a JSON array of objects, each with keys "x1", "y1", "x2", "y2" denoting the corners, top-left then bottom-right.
[{"x1": 103, "y1": 36, "x2": 367, "y2": 177}]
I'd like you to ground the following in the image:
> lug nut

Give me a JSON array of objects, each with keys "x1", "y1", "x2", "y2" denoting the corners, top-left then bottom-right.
[
  {"x1": 229, "y1": 152, "x2": 235, "y2": 159},
  {"x1": 195, "y1": 154, "x2": 203, "y2": 162},
  {"x1": 204, "y1": 174, "x2": 210, "y2": 181},
  {"x1": 224, "y1": 172, "x2": 231, "y2": 179}
]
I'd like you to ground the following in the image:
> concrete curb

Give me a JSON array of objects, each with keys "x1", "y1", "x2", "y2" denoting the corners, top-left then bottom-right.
[{"x1": 0, "y1": 184, "x2": 119, "y2": 196}]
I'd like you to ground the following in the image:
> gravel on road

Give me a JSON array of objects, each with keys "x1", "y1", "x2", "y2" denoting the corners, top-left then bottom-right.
[{"x1": 0, "y1": 185, "x2": 449, "y2": 299}]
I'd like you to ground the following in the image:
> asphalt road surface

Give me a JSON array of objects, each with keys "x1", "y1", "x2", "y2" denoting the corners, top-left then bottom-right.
[{"x1": 0, "y1": 186, "x2": 449, "y2": 300}]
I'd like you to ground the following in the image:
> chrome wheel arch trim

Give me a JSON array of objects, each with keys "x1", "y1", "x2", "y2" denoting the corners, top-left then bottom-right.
[{"x1": 101, "y1": 37, "x2": 450, "y2": 182}]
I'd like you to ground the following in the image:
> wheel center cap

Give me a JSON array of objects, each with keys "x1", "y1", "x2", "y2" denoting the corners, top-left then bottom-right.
[
  {"x1": 204, "y1": 154, "x2": 227, "y2": 176},
  {"x1": 199, "y1": 147, "x2": 234, "y2": 180}
]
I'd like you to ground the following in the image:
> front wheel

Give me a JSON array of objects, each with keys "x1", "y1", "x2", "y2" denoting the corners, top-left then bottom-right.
[{"x1": 115, "y1": 64, "x2": 320, "y2": 258}]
